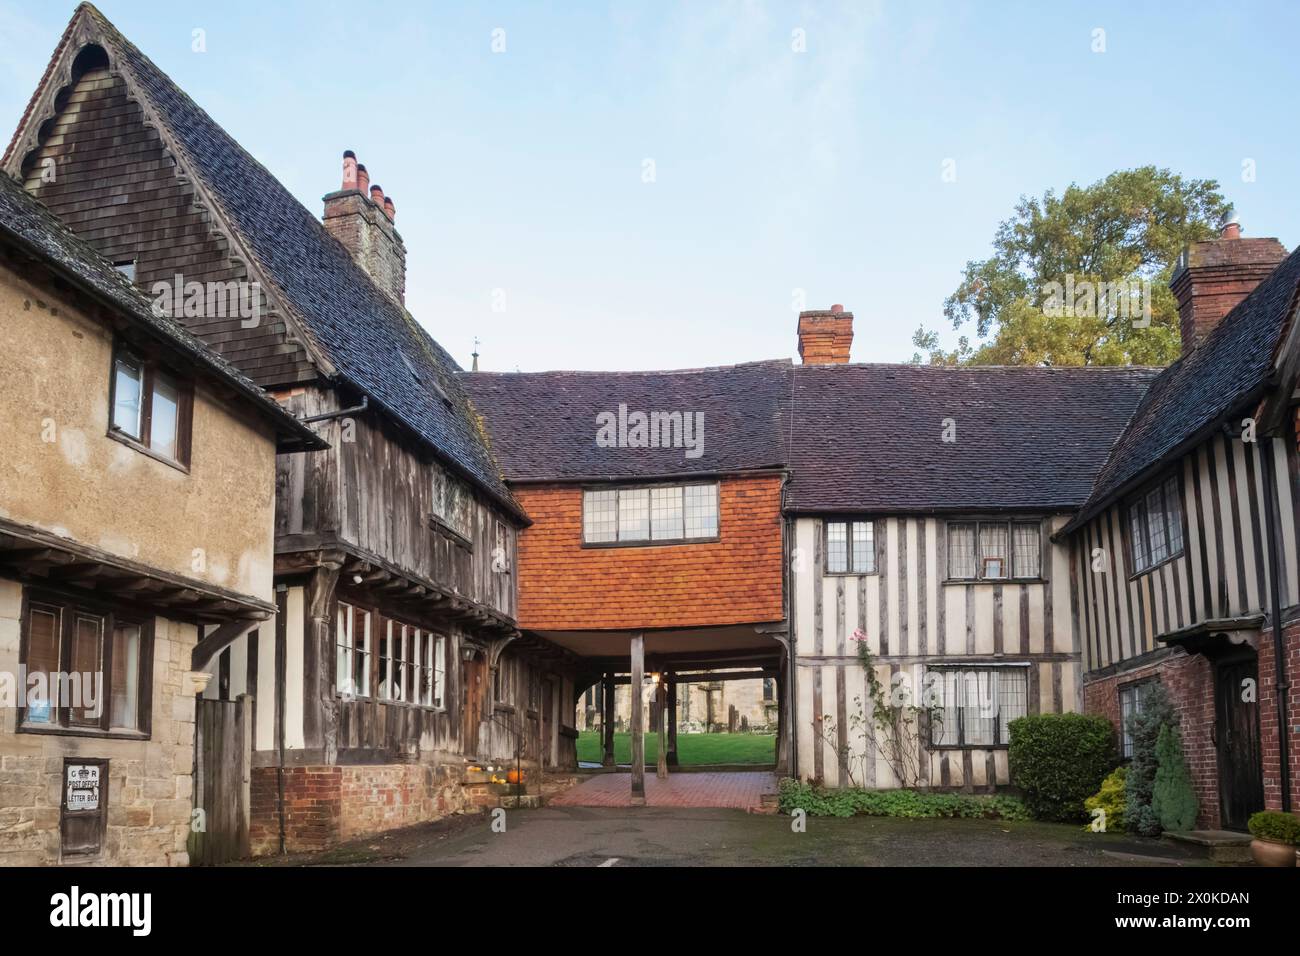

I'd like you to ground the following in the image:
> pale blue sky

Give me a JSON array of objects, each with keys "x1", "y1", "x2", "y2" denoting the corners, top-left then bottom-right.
[{"x1": 3, "y1": 1, "x2": 1298, "y2": 372}]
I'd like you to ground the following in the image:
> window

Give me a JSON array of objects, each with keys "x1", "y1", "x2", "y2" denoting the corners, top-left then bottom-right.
[
  {"x1": 109, "y1": 348, "x2": 192, "y2": 467},
  {"x1": 335, "y1": 603, "x2": 371, "y2": 698},
  {"x1": 378, "y1": 620, "x2": 405, "y2": 701},
  {"x1": 947, "y1": 520, "x2": 1041, "y2": 580},
  {"x1": 582, "y1": 483, "x2": 719, "y2": 545},
  {"x1": 1127, "y1": 475, "x2": 1184, "y2": 574},
  {"x1": 19, "y1": 593, "x2": 150, "y2": 735},
  {"x1": 432, "y1": 467, "x2": 472, "y2": 541},
  {"x1": 929, "y1": 667, "x2": 1028, "y2": 747},
  {"x1": 1119, "y1": 681, "x2": 1159, "y2": 759},
  {"x1": 825, "y1": 519, "x2": 876, "y2": 573}
]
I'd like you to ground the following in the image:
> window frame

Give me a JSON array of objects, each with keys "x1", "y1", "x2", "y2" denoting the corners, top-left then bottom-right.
[
  {"x1": 17, "y1": 587, "x2": 154, "y2": 739},
  {"x1": 1118, "y1": 678, "x2": 1159, "y2": 760},
  {"x1": 581, "y1": 481, "x2": 721, "y2": 548},
  {"x1": 1123, "y1": 473, "x2": 1186, "y2": 578},
  {"x1": 822, "y1": 518, "x2": 878, "y2": 575},
  {"x1": 430, "y1": 466, "x2": 474, "y2": 548},
  {"x1": 926, "y1": 664, "x2": 1030, "y2": 750},
  {"x1": 106, "y1": 343, "x2": 194, "y2": 471},
  {"x1": 944, "y1": 518, "x2": 1043, "y2": 582},
  {"x1": 334, "y1": 598, "x2": 447, "y2": 711}
]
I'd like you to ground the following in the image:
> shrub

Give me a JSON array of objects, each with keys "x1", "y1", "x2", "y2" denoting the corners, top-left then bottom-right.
[
  {"x1": 1125, "y1": 684, "x2": 1177, "y2": 836},
  {"x1": 1247, "y1": 811, "x2": 1300, "y2": 845},
  {"x1": 1083, "y1": 767, "x2": 1127, "y2": 833},
  {"x1": 1008, "y1": 713, "x2": 1115, "y2": 822},
  {"x1": 777, "y1": 778, "x2": 1029, "y2": 821},
  {"x1": 1151, "y1": 723, "x2": 1198, "y2": 832}
]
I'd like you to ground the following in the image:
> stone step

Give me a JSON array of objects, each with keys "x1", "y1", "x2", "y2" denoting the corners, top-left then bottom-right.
[
  {"x1": 1162, "y1": 829, "x2": 1253, "y2": 864},
  {"x1": 499, "y1": 794, "x2": 543, "y2": 810}
]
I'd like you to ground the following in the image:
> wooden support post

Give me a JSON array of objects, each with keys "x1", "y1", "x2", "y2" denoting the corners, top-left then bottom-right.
[
  {"x1": 667, "y1": 672, "x2": 679, "y2": 767},
  {"x1": 601, "y1": 672, "x2": 615, "y2": 767},
  {"x1": 656, "y1": 677, "x2": 668, "y2": 780},
  {"x1": 630, "y1": 634, "x2": 645, "y2": 804}
]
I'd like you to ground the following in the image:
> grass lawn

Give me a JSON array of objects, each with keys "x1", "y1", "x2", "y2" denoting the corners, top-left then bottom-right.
[{"x1": 576, "y1": 730, "x2": 775, "y2": 766}]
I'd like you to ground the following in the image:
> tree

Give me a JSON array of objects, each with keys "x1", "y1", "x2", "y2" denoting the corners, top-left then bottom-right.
[
  {"x1": 912, "y1": 167, "x2": 1231, "y2": 367},
  {"x1": 1151, "y1": 723, "x2": 1198, "y2": 833},
  {"x1": 1124, "y1": 683, "x2": 1177, "y2": 837}
]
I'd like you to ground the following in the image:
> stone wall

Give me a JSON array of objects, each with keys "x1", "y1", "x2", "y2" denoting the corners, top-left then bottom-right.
[{"x1": 0, "y1": 579, "x2": 198, "y2": 866}]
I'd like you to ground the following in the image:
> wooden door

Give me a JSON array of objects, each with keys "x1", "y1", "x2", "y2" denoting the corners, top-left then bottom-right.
[
  {"x1": 190, "y1": 695, "x2": 251, "y2": 864},
  {"x1": 462, "y1": 655, "x2": 485, "y2": 758},
  {"x1": 1214, "y1": 655, "x2": 1264, "y2": 831}
]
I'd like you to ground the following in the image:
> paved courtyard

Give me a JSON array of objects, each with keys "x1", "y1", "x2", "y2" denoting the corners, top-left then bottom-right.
[{"x1": 547, "y1": 771, "x2": 778, "y2": 810}]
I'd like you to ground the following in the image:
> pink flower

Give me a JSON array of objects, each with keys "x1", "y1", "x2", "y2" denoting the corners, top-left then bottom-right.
[{"x1": 851, "y1": 628, "x2": 868, "y2": 643}]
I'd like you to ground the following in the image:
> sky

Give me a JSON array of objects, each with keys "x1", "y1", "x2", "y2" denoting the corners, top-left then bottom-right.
[{"x1": 2, "y1": 0, "x2": 1299, "y2": 373}]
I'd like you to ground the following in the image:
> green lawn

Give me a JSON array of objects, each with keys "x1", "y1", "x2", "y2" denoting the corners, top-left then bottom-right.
[{"x1": 576, "y1": 730, "x2": 775, "y2": 766}]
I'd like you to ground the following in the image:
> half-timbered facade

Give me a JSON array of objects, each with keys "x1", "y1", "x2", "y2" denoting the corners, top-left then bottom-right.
[
  {"x1": 1062, "y1": 226, "x2": 1300, "y2": 830},
  {"x1": 0, "y1": 173, "x2": 321, "y2": 865},
  {"x1": 4, "y1": 4, "x2": 577, "y2": 855}
]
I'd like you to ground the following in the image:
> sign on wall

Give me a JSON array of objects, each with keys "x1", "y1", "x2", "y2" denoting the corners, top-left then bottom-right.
[{"x1": 60, "y1": 757, "x2": 108, "y2": 857}]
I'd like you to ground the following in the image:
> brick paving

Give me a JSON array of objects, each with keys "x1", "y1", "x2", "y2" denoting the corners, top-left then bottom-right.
[{"x1": 547, "y1": 771, "x2": 778, "y2": 810}]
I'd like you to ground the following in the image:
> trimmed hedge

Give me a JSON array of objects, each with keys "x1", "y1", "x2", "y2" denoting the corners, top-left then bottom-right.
[
  {"x1": 778, "y1": 779, "x2": 1029, "y2": 820},
  {"x1": 1248, "y1": 810, "x2": 1300, "y2": 845},
  {"x1": 1008, "y1": 713, "x2": 1116, "y2": 822}
]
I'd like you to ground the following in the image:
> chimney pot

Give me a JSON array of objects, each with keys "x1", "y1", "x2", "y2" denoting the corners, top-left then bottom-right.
[
  {"x1": 383, "y1": 197, "x2": 395, "y2": 221},
  {"x1": 342, "y1": 150, "x2": 358, "y2": 191},
  {"x1": 356, "y1": 163, "x2": 370, "y2": 196},
  {"x1": 370, "y1": 184, "x2": 385, "y2": 206}
]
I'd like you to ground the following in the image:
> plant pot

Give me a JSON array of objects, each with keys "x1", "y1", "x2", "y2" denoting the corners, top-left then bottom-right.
[{"x1": 1250, "y1": 838, "x2": 1297, "y2": 867}]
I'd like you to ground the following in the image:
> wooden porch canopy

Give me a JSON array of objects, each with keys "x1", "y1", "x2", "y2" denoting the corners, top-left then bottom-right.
[
  {"x1": 0, "y1": 516, "x2": 277, "y2": 623},
  {"x1": 1158, "y1": 615, "x2": 1265, "y2": 659}
]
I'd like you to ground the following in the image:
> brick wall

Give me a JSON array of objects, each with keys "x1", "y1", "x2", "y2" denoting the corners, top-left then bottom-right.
[
  {"x1": 513, "y1": 474, "x2": 785, "y2": 631},
  {"x1": 1259, "y1": 622, "x2": 1300, "y2": 814},
  {"x1": 249, "y1": 762, "x2": 470, "y2": 856},
  {"x1": 1083, "y1": 650, "x2": 1219, "y2": 829}
]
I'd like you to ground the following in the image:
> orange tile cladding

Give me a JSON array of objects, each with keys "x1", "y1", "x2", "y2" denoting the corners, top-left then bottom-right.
[{"x1": 515, "y1": 474, "x2": 785, "y2": 630}]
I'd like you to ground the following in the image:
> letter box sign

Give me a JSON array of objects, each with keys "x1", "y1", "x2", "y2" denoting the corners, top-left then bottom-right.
[
  {"x1": 66, "y1": 764, "x2": 101, "y2": 810},
  {"x1": 60, "y1": 757, "x2": 108, "y2": 857}
]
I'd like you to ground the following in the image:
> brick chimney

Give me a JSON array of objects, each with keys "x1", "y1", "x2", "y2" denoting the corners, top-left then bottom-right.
[
  {"x1": 323, "y1": 150, "x2": 407, "y2": 305},
  {"x1": 1171, "y1": 213, "x2": 1287, "y2": 357},
  {"x1": 797, "y1": 304, "x2": 854, "y2": 364}
]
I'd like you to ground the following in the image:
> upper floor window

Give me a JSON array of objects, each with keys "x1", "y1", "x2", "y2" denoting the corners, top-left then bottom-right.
[
  {"x1": 110, "y1": 347, "x2": 192, "y2": 468},
  {"x1": 582, "y1": 483, "x2": 719, "y2": 545},
  {"x1": 432, "y1": 466, "x2": 472, "y2": 541},
  {"x1": 825, "y1": 519, "x2": 876, "y2": 574},
  {"x1": 19, "y1": 592, "x2": 150, "y2": 736},
  {"x1": 947, "y1": 520, "x2": 1041, "y2": 580},
  {"x1": 1126, "y1": 475, "x2": 1184, "y2": 574}
]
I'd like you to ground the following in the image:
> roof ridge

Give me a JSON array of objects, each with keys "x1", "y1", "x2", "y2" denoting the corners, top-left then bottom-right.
[{"x1": 460, "y1": 358, "x2": 793, "y2": 377}]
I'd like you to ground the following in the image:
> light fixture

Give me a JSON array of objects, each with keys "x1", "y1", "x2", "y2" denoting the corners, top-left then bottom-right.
[{"x1": 352, "y1": 573, "x2": 363, "y2": 585}]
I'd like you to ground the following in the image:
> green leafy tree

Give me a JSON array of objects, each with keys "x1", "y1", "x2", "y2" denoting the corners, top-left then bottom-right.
[
  {"x1": 1125, "y1": 683, "x2": 1177, "y2": 836},
  {"x1": 912, "y1": 167, "x2": 1230, "y2": 367},
  {"x1": 1152, "y1": 723, "x2": 1198, "y2": 832}
]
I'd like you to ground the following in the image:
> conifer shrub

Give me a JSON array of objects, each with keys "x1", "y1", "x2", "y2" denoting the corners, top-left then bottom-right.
[
  {"x1": 1124, "y1": 683, "x2": 1177, "y2": 837},
  {"x1": 1151, "y1": 723, "x2": 1198, "y2": 833}
]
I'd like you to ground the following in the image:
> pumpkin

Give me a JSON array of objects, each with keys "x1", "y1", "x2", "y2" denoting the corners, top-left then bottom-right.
[{"x1": 507, "y1": 769, "x2": 525, "y2": 785}]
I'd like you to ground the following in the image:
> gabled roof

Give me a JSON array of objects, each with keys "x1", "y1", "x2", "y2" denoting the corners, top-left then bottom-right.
[
  {"x1": 460, "y1": 360, "x2": 791, "y2": 481},
  {"x1": 785, "y1": 364, "x2": 1160, "y2": 514},
  {"x1": 1064, "y1": 244, "x2": 1300, "y2": 532},
  {"x1": 0, "y1": 172, "x2": 324, "y2": 452},
  {"x1": 5, "y1": 4, "x2": 520, "y2": 517}
]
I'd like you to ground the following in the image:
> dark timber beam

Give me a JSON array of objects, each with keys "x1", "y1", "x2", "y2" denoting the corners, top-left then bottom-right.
[
  {"x1": 191, "y1": 617, "x2": 259, "y2": 670},
  {"x1": 601, "y1": 671, "x2": 615, "y2": 767},
  {"x1": 656, "y1": 676, "x2": 668, "y2": 780},
  {"x1": 630, "y1": 633, "x2": 645, "y2": 805},
  {"x1": 667, "y1": 672, "x2": 679, "y2": 767}
]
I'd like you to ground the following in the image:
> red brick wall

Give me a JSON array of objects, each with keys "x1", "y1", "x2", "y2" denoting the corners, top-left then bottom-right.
[
  {"x1": 1083, "y1": 652, "x2": 1219, "y2": 829},
  {"x1": 513, "y1": 474, "x2": 785, "y2": 630},
  {"x1": 1259, "y1": 623, "x2": 1300, "y2": 814},
  {"x1": 249, "y1": 763, "x2": 470, "y2": 856}
]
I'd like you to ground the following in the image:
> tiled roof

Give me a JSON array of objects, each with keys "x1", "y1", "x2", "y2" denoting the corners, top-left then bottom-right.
[
  {"x1": 49, "y1": 5, "x2": 520, "y2": 516},
  {"x1": 0, "y1": 172, "x2": 323, "y2": 451},
  {"x1": 1066, "y1": 244, "x2": 1300, "y2": 531},
  {"x1": 464, "y1": 359, "x2": 1158, "y2": 514},
  {"x1": 460, "y1": 360, "x2": 791, "y2": 481},
  {"x1": 786, "y1": 364, "x2": 1160, "y2": 514}
]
